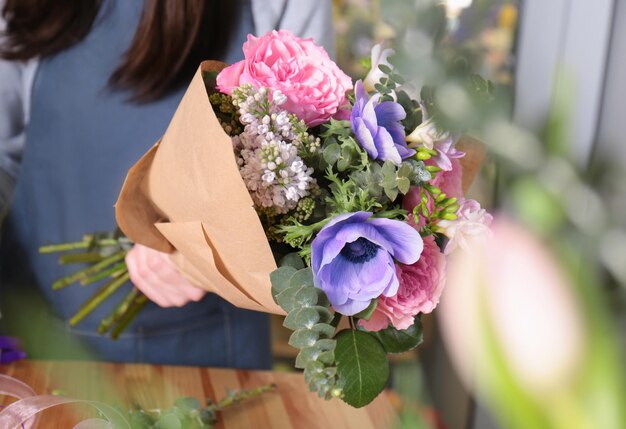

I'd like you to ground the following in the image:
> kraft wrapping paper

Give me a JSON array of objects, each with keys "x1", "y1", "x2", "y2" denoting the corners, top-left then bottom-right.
[{"x1": 116, "y1": 61, "x2": 283, "y2": 315}]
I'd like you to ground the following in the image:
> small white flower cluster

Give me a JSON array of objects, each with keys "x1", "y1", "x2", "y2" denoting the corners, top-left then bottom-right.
[{"x1": 231, "y1": 86, "x2": 315, "y2": 213}]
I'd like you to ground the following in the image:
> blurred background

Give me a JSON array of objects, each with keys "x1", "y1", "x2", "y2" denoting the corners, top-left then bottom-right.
[{"x1": 281, "y1": 0, "x2": 626, "y2": 428}]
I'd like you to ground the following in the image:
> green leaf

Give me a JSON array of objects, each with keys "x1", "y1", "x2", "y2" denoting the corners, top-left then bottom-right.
[
  {"x1": 323, "y1": 142, "x2": 341, "y2": 165},
  {"x1": 275, "y1": 285, "x2": 307, "y2": 313},
  {"x1": 378, "y1": 64, "x2": 393, "y2": 74},
  {"x1": 289, "y1": 329, "x2": 319, "y2": 348},
  {"x1": 317, "y1": 350, "x2": 335, "y2": 366},
  {"x1": 397, "y1": 176, "x2": 411, "y2": 194},
  {"x1": 283, "y1": 306, "x2": 334, "y2": 330},
  {"x1": 335, "y1": 329, "x2": 389, "y2": 408},
  {"x1": 295, "y1": 338, "x2": 337, "y2": 368},
  {"x1": 354, "y1": 299, "x2": 378, "y2": 321},
  {"x1": 384, "y1": 186, "x2": 399, "y2": 202},
  {"x1": 294, "y1": 287, "x2": 330, "y2": 308},
  {"x1": 290, "y1": 268, "x2": 314, "y2": 288},
  {"x1": 174, "y1": 397, "x2": 201, "y2": 413},
  {"x1": 279, "y1": 253, "x2": 305, "y2": 270},
  {"x1": 367, "y1": 318, "x2": 424, "y2": 354},
  {"x1": 270, "y1": 266, "x2": 297, "y2": 300}
]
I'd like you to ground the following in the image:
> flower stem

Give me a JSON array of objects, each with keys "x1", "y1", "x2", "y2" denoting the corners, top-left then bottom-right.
[
  {"x1": 52, "y1": 250, "x2": 126, "y2": 290},
  {"x1": 207, "y1": 384, "x2": 276, "y2": 412},
  {"x1": 110, "y1": 294, "x2": 148, "y2": 340},
  {"x1": 59, "y1": 252, "x2": 105, "y2": 265},
  {"x1": 80, "y1": 262, "x2": 127, "y2": 286},
  {"x1": 69, "y1": 272, "x2": 130, "y2": 327},
  {"x1": 39, "y1": 239, "x2": 122, "y2": 253},
  {"x1": 98, "y1": 287, "x2": 140, "y2": 335}
]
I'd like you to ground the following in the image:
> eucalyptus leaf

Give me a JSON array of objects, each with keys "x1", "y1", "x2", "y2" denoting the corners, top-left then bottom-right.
[
  {"x1": 289, "y1": 329, "x2": 319, "y2": 348},
  {"x1": 279, "y1": 253, "x2": 305, "y2": 270},
  {"x1": 294, "y1": 287, "x2": 329, "y2": 308},
  {"x1": 312, "y1": 323, "x2": 334, "y2": 339},
  {"x1": 323, "y1": 142, "x2": 341, "y2": 165},
  {"x1": 270, "y1": 266, "x2": 297, "y2": 300},
  {"x1": 289, "y1": 268, "x2": 314, "y2": 288},
  {"x1": 397, "y1": 177, "x2": 411, "y2": 194},
  {"x1": 275, "y1": 285, "x2": 307, "y2": 313},
  {"x1": 283, "y1": 306, "x2": 334, "y2": 330},
  {"x1": 384, "y1": 186, "x2": 399, "y2": 202},
  {"x1": 335, "y1": 329, "x2": 389, "y2": 408},
  {"x1": 367, "y1": 318, "x2": 424, "y2": 354},
  {"x1": 317, "y1": 350, "x2": 335, "y2": 366},
  {"x1": 296, "y1": 346, "x2": 320, "y2": 369}
]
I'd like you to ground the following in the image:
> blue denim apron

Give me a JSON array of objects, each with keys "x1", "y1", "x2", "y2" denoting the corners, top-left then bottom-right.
[{"x1": 0, "y1": 0, "x2": 271, "y2": 368}]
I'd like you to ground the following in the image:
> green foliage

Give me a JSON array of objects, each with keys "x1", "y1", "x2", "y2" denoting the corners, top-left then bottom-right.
[
  {"x1": 367, "y1": 318, "x2": 424, "y2": 354},
  {"x1": 124, "y1": 385, "x2": 276, "y2": 428},
  {"x1": 353, "y1": 299, "x2": 378, "y2": 321},
  {"x1": 324, "y1": 168, "x2": 383, "y2": 213},
  {"x1": 270, "y1": 267, "x2": 343, "y2": 400},
  {"x1": 335, "y1": 329, "x2": 389, "y2": 408}
]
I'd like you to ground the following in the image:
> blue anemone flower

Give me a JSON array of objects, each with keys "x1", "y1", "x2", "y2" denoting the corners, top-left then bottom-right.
[
  {"x1": 350, "y1": 80, "x2": 415, "y2": 165},
  {"x1": 311, "y1": 211, "x2": 423, "y2": 315}
]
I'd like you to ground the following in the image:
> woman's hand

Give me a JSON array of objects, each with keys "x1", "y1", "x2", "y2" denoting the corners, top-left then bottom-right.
[{"x1": 125, "y1": 244, "x2": 206, "y2": 307}]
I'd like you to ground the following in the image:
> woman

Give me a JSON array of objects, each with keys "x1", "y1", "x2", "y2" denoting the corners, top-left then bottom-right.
[{"x1": 0, "y1": 0, "x2": 334, "y2": 368}]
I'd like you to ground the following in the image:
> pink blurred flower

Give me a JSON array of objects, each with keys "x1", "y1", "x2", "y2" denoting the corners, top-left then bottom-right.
[
  {"x1": 431, "y1": 158, "x2": 463, "y2": 198},
  {"x1": 439, "y1": 198, "x2": 492, "y2": 254},
  {"x1": 439, "y1": 218, "x2": 585, "y2": 396},
  {"x1": 216, "y1": 30, "x2": 353, "y2": 127},
  {"x1": 360, "y1": 235, "x2": 446, "y2": 331}
]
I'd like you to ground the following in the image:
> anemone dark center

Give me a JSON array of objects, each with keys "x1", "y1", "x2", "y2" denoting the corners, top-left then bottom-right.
[{"x1": 340, "y1": 237, "x2": 379, "y2": 263}]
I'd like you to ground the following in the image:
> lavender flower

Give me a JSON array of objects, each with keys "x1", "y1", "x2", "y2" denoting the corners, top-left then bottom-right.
[
  {"x1": 350, "y1": 80, "x2": 415, "y2": 165},
  {"x1": 311, "y1": 212, "x2": 423, "y2": 315}
]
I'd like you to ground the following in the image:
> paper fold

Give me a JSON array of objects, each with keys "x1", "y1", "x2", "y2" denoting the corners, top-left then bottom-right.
[{"x1": 116, "y1": 61, "x2": 284, "y2": 315}]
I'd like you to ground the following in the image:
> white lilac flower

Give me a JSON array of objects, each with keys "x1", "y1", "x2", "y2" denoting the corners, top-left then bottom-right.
[{"x1": 231, "y1": 85, "x2": 315, "y2": 213}]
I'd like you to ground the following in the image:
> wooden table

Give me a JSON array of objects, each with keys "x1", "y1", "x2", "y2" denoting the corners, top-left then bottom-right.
[{"x1": 1, "y1": 360, "x2": 397, "y2": 428}]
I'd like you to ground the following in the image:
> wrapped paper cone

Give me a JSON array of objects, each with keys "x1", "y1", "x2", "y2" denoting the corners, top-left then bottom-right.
[
  {"x1": 116, "y1": 61, "x2": 284, "y2": 315},
  {"x1": 457, "y1": 135, "x2": 487, "y2": 194}
]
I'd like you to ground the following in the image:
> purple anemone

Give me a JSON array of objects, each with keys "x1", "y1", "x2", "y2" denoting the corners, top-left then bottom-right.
[
  {"x1": 311, "y1": 211, "x2": 423, "y2": 315},
  {"x1": 350, "y1": 80, "x2": 415, "y2": 165}
]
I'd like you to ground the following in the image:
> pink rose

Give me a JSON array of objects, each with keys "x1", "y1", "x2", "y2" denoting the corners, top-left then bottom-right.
[
  {"x1": 216, "y1": 30, "x2": 353, "y2": 127},
  {"x1": 360, "y1": 235, "x2": 446, "y2": 331}
]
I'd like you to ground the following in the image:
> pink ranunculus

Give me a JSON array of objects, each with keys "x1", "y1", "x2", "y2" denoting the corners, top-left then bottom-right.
[
  {"x1": 438, "y1": 198, "x2": 493, "y2": 255},
  {"x1": 216, "y1": 30, "x2": 353, "y2": 127},
  {"x1": 360, "y1": 235, "x2": 446, "y2": 331}
]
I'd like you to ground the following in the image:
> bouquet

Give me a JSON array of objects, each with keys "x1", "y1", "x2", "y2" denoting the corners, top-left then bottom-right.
[{"x1": 44, "y1": 30, "x2": 493, "y2": 407}]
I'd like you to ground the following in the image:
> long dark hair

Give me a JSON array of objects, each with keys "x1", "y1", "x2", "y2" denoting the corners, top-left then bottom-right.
[{"x1": 0, "y1": 0, "x2": 238, "y2": 101}]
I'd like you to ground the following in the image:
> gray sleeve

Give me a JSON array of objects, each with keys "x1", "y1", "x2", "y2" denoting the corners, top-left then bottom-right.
[
  {"x1": 251, "y1": 0, "x2": 336, "y2": 57},
  {"x1": 0, "y1": 58, "x2": 26, "y2": 220}
]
